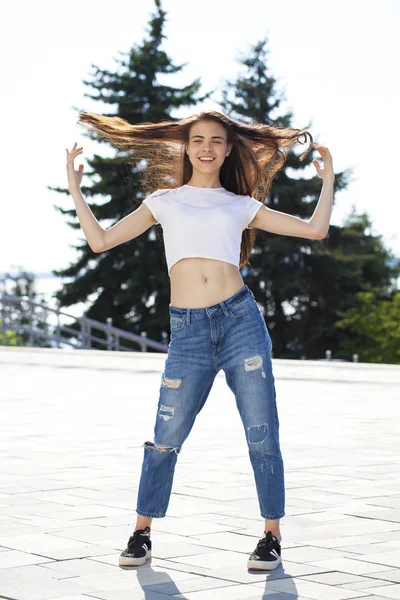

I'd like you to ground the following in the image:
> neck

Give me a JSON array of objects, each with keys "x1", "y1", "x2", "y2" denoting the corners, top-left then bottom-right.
[{"x1": 187, "y1": 175, "x2": 222, "y2": 188}]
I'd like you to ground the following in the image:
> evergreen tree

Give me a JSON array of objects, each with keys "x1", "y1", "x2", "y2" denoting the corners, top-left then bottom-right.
[
  {"x1": 49, "y1": 0, "x2": 209, "y2": 348},
  {"x1": 219, "y1": 39, "x2": 398, "y2": 359},
  {"x1": 302, "y1": 210, "x2": 399, "y2": 360}
]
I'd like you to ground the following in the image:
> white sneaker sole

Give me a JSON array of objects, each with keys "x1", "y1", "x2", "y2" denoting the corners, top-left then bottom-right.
[
  {"x1": 247, "y1": 555, "x2": 281, "y2": 570},
  {"x1": 119, "y1": 549, "x2": 152, "y2": 567}
]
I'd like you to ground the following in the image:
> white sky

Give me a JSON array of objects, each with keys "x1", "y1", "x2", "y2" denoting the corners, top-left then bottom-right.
[{"x1": 1, "y1": 0, "x2": 399, "y2": 276}]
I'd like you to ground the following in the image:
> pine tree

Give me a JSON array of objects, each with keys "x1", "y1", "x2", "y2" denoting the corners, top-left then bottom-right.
[
  {"x1": 49, "y1": 0, "x2": 209, "y2": 349},
  {"x1": 219, "y1": 39, "x2": 398, "y2": 359},
  {"x1": 306, "y1": 210, "x2": 399, "y2": 361}
]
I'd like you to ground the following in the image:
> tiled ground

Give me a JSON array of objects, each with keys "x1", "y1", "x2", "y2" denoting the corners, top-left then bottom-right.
[{"x1": 1, "y1": 346, "x2": 400, "y2": 600}]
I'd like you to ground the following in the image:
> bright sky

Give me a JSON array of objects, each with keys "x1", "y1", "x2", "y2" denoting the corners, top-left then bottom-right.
[{"x1": 1, "y1": 0, "x2": 399, "y2": 276}]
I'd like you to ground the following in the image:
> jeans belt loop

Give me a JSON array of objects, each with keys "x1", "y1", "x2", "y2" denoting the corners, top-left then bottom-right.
[
  {"x1": 220, "y1": 300, "x2": 230, "y2": 317},
  {"x1": 186, "y1": 308, "x2": 191, "y2": 325}
]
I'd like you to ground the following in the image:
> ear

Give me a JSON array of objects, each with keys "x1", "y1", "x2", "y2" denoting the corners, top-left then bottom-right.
[{"x1": 226, "y1": 143, "x2": 232, "y2": 156}]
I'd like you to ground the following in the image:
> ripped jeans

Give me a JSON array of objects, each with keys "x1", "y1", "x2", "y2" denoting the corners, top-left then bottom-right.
[{"x1": 136, "y1": 284, "x2": 285, "y2": 520}]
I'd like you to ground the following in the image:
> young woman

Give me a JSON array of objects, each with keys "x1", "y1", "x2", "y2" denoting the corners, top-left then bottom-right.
[{"x1": 66, "y1": 111, "x2": 334, "y2": 571}]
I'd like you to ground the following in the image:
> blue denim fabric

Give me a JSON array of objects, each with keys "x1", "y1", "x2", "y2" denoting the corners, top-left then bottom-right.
[{"x1": 136, "y1": 284, "x2": 285, "y2": 520}]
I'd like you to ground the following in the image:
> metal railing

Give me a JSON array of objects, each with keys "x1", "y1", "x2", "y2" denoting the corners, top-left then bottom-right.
[
  {"x1": 0, "y1": 294, "x2": 169, "y2": 352},
  {"x1": 0, "y1": 294, "x2": 362, "y2": 360}
]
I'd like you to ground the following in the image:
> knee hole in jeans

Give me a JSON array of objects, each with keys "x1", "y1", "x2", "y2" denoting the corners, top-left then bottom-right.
[
  {"x1": 144, "y1": 441, "x2": 181, "y2": 454},
  {"x1": 161, "y1": 377, "x2": 182, "y2": 389}
]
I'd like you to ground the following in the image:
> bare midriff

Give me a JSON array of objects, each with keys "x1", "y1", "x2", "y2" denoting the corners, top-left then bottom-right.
[{"x1": 169, "y1": 258, "x2": 245, "y2": 308}]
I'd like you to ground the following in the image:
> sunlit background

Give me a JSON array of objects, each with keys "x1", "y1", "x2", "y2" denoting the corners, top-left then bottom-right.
[{"x1": 1, "y1": 0, "x2": 399, "y2": 300}]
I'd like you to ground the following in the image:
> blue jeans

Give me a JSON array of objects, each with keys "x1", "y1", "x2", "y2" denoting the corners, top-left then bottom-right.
[{"x1": 136, "y1": 284, "x2": 285, "y2": 520}]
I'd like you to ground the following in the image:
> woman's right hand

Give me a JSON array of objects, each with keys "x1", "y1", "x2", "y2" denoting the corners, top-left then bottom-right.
[{"x1": 66, "y1": 142, "x2": 84, "y2": 187}]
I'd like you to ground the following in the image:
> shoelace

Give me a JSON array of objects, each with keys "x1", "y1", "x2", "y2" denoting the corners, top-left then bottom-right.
[
  {"x1": 255, "y1": 533, "x2": 278, "y2": 555},
  {"x1": 128, "y1": 530, "x2": 149, "y2": 550}
]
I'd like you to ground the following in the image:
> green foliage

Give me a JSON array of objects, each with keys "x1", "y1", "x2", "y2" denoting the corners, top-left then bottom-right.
[
  {"x1": 49, "y1": 0, "x2": 209, "y2": 349},
  {"x1": 219, "y1": 38, "x2": 399, "y2": 362},
  {"x1": 0, "y1": 324, "x2": 19, "y2": 346},
  {"x1": 49, "y1": 5, "x2": 399, "y2": 362},
  {"x1": 335, "y1": 290, "x2": 400, "y2": 364}
]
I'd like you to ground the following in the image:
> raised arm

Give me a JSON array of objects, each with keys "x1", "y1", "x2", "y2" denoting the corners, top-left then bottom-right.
[
  {"x1": 248, "y1": 204, "x2": 325, "y2": 239},
  {"x1": 249, "y1": 143, "x2": 334, "y2": 239},
  {"x1": 66, "y1": 143, "x2": 155, "y2": 253}
]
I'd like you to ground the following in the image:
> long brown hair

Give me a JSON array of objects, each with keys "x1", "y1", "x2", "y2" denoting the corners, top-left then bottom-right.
[{"x1": 78, "y1": 110, "x2": 313, "y2": 266}]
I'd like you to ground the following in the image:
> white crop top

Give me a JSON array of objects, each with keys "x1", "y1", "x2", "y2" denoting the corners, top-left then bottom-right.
[{"x1": 142, "y1": 184, "x2": 263, "y2": 275}]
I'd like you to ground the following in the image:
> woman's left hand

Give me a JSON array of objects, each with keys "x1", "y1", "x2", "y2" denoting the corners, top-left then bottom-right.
[{"x1": 311, "y1": 143, "x2": 334, "y2": 178}]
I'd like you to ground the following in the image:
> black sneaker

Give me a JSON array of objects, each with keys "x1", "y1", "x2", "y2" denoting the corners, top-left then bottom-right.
[
  {"x1": 247, "y1": 530, "x2": 282, "y2": 570},
  {"x1": 119, "y1": 526, "x2": 152, "y2": 567}
]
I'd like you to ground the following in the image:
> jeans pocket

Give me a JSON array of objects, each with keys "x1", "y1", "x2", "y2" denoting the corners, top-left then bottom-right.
[
  {"x1": 170, "y1": 315, "x2": 186, "y2": 332},
  {"x1": 227, "y1": 297, "x2": 258, "y2": 318}
]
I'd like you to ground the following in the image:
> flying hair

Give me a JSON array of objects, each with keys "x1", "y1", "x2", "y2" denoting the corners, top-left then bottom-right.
[{"x1": 78, "y1": 110, "x2": 313, "y2": 266}]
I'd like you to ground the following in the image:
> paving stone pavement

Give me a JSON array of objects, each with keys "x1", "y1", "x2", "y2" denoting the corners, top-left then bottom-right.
[{"x1": 1, "y1": 346, "x2": 400, "y2": 600}]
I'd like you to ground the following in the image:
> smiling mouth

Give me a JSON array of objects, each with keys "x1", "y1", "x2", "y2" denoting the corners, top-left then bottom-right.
[{"x1": 198, "y1": 157, "x2": 215, "y2": 162}]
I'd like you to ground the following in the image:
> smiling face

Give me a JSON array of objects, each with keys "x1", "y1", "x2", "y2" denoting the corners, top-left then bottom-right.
[{"x1": 185, "y1": 119, "x2": 232, "y2": 181}]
